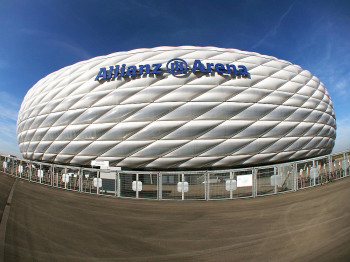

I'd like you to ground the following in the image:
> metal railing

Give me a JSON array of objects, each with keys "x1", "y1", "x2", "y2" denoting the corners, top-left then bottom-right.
[{"x1": 0, "y1": 150, "x2": 349, "y2": 200}]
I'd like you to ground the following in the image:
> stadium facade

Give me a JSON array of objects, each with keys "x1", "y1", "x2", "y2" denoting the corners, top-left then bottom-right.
[{"x1": 17, "y1": 46, "x2": 336, "y2": 170}]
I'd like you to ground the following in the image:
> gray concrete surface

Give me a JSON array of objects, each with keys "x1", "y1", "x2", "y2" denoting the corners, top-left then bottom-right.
[
  {"x1": 0, "y1": 175, "x2": 14, "y2": 224},
  {"x1": 1, "y1": 173, "x2": 350, "y2": 262}
]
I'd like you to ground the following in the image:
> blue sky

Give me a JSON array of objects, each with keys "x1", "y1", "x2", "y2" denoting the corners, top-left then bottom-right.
[{"x1": 0, "y1": 0, "x2": 349, "y2": 156}]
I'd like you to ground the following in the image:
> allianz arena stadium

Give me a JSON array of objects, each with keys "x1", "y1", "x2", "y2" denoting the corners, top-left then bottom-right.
[{"x1": 17, "y1": 46, "x2": 336, "y2": 170}]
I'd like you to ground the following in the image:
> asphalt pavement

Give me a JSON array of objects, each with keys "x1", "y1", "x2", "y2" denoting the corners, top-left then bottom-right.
[{"x1": 1, "y1": 173, "x2": 350, "y2": 262}]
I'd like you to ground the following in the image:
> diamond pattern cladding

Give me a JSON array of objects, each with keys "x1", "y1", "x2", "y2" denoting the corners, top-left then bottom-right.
[{"x1": 17, "y1": 46, "x2": 336, "y2": 170}]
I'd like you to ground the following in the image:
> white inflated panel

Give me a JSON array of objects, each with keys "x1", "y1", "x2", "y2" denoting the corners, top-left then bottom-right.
[{"x1": 17, "y1": 46, "x2": 336, "y2": 170}]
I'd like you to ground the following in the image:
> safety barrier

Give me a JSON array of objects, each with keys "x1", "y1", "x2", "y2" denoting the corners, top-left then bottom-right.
[{"x1": 0, "y1": 150, "x2": 349, "y2": 200}]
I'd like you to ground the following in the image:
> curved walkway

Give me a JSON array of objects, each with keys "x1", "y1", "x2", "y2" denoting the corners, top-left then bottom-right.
[{"x1": 1, "y1": 173, "x2": 350, "y2": 262}]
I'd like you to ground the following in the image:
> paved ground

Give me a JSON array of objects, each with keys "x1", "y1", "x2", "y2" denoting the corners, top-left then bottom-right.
[
  {"x1": 1, "y1": 173, "x2": 350, "y2": 262},
  {"x1": 0, "y1": 175, "x2": 13, "y2": 224}
]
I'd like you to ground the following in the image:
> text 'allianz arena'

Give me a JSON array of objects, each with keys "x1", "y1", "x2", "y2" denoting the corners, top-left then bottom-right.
[{"x1": 17, "y1": 46, "x2": 336, "y2": 170}]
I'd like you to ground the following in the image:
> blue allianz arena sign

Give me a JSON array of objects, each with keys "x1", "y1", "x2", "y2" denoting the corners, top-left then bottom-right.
[{"x1": 95, "y1": 58, "x2": 248, "y2": 81}]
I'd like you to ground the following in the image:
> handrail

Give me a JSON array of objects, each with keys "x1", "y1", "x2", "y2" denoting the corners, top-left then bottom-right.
[{"x1": 0, "y1": 149, "x2": 348, "y2": 200}]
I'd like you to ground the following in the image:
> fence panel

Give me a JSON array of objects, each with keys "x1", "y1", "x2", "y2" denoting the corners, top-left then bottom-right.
[
  {"x1": 54, "y1": 166, "x2": 66, "y2": 189},
  {"x1": 0, "y1": 150, "x2": 349, "y2": 200},
  {"x1": 22, "y1": 161, "x2": 31, "y2": 180},
  {"x1": 98, "y1": 171, "x2": 117, "y2": 196},
  {"x1": 313, "y1": 157, "x2": 329, "y2": 185},
  {"x1": 16, "y1": 160, "x2": 24, "y2": 178},
  {"x1": 257, "y1": 167, "x2": 275, "y2": 196},
  {"x1": 41, "y1": 164, "x2": 52, "y2": 186},
  {"x1": 209, "y1": 172, "x2": 232, "y2": 199},
  {"x1": 119, "y1": 172, "x2": 135, "y2": 198},
  {"x1": 235, "y1": 169, "x2": 254, "y2": 198},
  {"x1": 161, "y1": 173, "x2": 182, "y2": 200},
  {"x1": 297, "y1": 161, "x2": 313, "y2": 189},
  {"x1": 331, "y1": 154, "x2": 343, "y2": 179},
  {"x1": 184, "y1": 173, "x2": 205, "y2": 200},
  {"x1": 30, "y1": 162, "x2": 41, "y2": 183},
  {"x1": 81, "y1": 169, "x2": 98, "y2": 194},
  {"x1": 346, "y1": 153, "x2": 350, "y2": 177},
  {"x1": 13, "y1": 159, "x2": 21, "y2": 178},
  {"x1": 277, "y1": 164, "x2": 294, "y2": 192},
  {"x1": 138, "y1": 173, "x2": 158, "y2": 199}
]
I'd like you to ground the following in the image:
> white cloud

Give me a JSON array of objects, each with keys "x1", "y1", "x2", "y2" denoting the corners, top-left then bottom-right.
[
  {"x1": 0, "y1": 105, "x2": 19, "y2": 122},
  {"x1": 0, "y1": 120, "x2": 17, "y2": 139},
  {"x1": 20, "y1": 27, "x2": 91, "y2": 60},
  {"x1": 0, "y1": 91, "x2": 21, "y2": 121},
  {"x1": 0, "y1": 138, "x2": 21, "y2": 157},
  {"x1": 333, "y1": 117, "x2": 350, "y2": 153},
  {"x1": 0, "y1": 91, "x2": 21, "y2": 156},
  {"x1": 20, "y1": 28, "x2": 47, "y2": 36},
  {"x1": 48, "y1": 40, "x2": 92, "y2": 60},
  {"x1": 334, "y1": 78, "x2": 348, "y2": 96},
  {"x1": 251, "y1": 3, "x2": 294, "y2": 49},
  {"x1": 0, "y1": 91, "x2": 21, "y2": 107}
]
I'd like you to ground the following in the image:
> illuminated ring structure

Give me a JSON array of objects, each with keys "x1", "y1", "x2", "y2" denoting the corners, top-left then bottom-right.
[{"x1": 17, "y1": 46, "x2": 336, "y2": 170}]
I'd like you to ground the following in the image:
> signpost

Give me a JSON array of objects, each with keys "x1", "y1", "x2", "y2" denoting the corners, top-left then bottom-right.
[
  {"x1": 91, "y1": 160, "x2": 109, "y2": 168},
  {"x1": 237, "y1": 174, "x2": 253, "y2": 187},
  {"x1": 177, "y1": 174, "x2": 189, "y2": 200},
  {"x1": 62, "y1": 173, "x2": 70, "y2": 188},
  {"x1": 270, "y1": 175, "x2": 282, "y2": 187},
  {"x1": 38, "y1": 169, "x2": 44, "y2": 183},
  {"x1": 93, "y1": 178, "x2": 102, "y2": 188}
]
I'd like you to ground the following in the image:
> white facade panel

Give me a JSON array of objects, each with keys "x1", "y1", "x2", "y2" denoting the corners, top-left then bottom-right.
[{"x1": 17, "y1": 46, "x2": 336, "y2": 170}]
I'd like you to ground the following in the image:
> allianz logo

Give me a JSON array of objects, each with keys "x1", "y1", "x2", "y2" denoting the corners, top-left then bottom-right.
[{"x1": 95, "y1": 58, "x2": 248, "y2": 81}]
